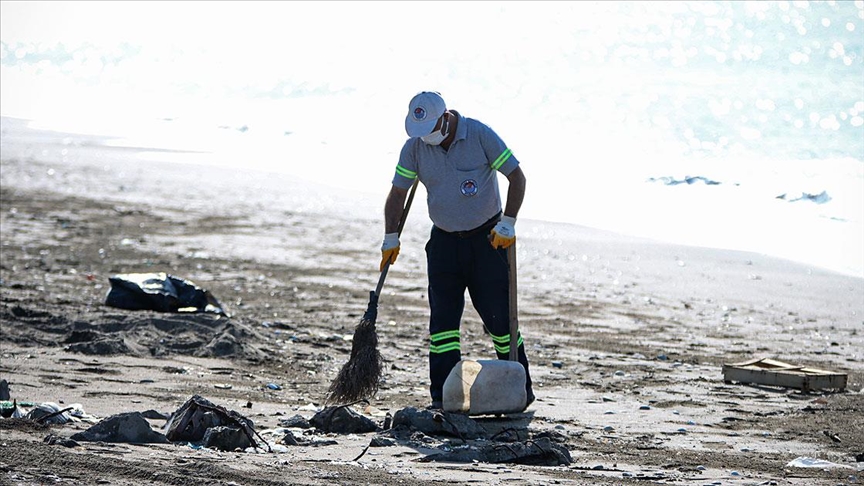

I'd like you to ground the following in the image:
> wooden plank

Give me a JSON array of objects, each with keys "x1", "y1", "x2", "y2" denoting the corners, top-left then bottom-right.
[{"x1": 722, "y1": 358, "x2": 847, "y2": 392}]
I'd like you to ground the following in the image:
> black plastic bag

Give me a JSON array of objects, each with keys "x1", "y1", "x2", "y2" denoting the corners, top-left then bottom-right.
[{"x1": 105, "y1": 272, "x2": 226, "y2": 315}]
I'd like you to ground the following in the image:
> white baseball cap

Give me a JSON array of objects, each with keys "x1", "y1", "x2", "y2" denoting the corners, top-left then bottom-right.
[{"x1": 405, "y1": 91, "x2": 446, "y2": 137}]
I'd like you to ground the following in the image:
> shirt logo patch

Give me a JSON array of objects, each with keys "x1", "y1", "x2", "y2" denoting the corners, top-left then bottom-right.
[
  {"x1": 413, "y1": 106, "x2": 427, "y2": 121},
  {"x1": 460, "y1": 179, "x2": 478, "y2": 197}
]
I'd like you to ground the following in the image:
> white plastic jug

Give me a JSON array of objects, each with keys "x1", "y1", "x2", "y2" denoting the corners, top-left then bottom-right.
[{"x1": 442, "y1": 359, "x2": 527, "y2": 415}]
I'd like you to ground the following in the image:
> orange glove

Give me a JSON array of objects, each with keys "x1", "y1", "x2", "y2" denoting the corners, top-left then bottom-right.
[
  {"x1": 489, "y1": 216, "x2": 516, "y2": 249},
  {"x1": 380, "y1": 233, "x2": 400, "y2": 271}
]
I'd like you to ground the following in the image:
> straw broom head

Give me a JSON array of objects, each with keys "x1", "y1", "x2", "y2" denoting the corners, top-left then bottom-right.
[{"x1": 326, "y1": 291, "x2": 383, "y2": 404}]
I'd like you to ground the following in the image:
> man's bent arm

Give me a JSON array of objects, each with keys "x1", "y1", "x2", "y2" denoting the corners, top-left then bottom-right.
[
  {"x1": 384, "y1": 184, "x2": 410, "y2": 234},
  {"x1": 503, "y1": 166, "x2": 526, "y2": 218}
]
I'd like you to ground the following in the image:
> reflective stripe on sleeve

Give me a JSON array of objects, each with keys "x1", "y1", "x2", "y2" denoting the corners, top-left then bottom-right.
[
  {"x1": 491, "y1": 148, "x2": 512, "y2": 171},
  {"x1": 395, "y1": 164, "x2": 418, "y2": 180}
]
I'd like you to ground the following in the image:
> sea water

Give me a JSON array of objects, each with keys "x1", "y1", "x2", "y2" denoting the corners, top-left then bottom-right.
[{"x1": 1, "y1": 1, "x2": 862, "y2": 277}]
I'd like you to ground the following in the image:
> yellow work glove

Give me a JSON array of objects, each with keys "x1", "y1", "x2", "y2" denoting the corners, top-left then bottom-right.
[
  {"x1": 380, "y1": 233, "x2": 400, "y2": 271},
  {"x1": 489, "y1": 215, "x2": 517, "y2": 249}
]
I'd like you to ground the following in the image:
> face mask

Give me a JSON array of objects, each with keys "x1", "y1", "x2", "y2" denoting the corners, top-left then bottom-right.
[{"x1": 421, "y1": 115, "x2": 450, "y2": 145}]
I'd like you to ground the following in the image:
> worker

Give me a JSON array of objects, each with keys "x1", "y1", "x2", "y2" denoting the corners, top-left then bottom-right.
[{"x1": 381, "y1": 91, "x2": 534, "y2": 410}]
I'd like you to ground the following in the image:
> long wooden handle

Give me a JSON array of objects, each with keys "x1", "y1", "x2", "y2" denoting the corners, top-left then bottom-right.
[
  {"x1": 507, "y1": 243, "x2": 518, "y2": 362},
  {"x1": 375, "y1": 179, "x2": 420, "y2": 297}
]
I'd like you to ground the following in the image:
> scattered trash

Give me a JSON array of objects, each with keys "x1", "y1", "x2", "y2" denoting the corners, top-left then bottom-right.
[
  {"x1": 1, "y1": 400, "x2": 31, "y2": 419},
  {"x1": 786, "y1": 456, "x2": 853, "y2": 469},
  {"x1": 277, "y1": 415, "x2": 311, "y2": 429},
  {"x1": 392, "y1": 407, "x2": 486, "y2": 440},
  {"x1": 202, "y1": 425, "x2": 253, "y2": 451},
  {"x1": 1, "y1": 401, "x2": 96, "y2": 424},
  {"x1": 23, "y1": 402, "x2": 97, "y2": 424},
  {"x1": 165, "y1": 395, "x2": 264, "y2": 452},
  {"x1": 266, "y1": 383, "x2": 282, "y2": 391},
  {"x1": 104, "y1": 272, "x2": 227, "y2": 316},
  {"x1": 420, "y1": 436, "x2": 571, "y2": 466},
  {"x1": 310, "y1": 405, "x2": 378, "y2": 434},
  {"x1": 25, "y1": 402, "x2": 73, "y2": 425},
  {"x1": 261, "y1": 428, "x2": 303, "y2": 446},
  {"x1": 70, "y1": 412, "x2": 169, "y2": 444},
  {"x1": 3, "y1": 396, "x2": 587, "y2": 467},
  {"x1": 722, "y1": 357, "x2": 847, "y2": 392}
]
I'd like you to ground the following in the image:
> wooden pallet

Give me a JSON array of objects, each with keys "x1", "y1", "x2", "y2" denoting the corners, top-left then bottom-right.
[{"x1": 722, "y1": 357, "x2": 847, "y2": 392}]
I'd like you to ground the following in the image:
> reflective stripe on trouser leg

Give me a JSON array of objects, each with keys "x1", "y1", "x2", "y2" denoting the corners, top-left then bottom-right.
[
  {"x1": 427, "y1": 328, "x2": 462, "y2": 403},
  {"x1": 429, "y1": 329, "x2": 461, "y2": 401},
  {"x1": 488, "y1": 328, "x2": 532, "y2": 391},
  {"x1": 430, "y1": 330, "x2": 461, "y2": 354},
  {"x1": 489, "y1": 330, "x2": 524, "y2": 355}
]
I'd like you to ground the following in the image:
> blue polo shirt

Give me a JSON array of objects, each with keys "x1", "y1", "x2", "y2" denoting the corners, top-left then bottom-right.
[{"x1": 392, "y1": 112, "x2": 520, "y2": 232}]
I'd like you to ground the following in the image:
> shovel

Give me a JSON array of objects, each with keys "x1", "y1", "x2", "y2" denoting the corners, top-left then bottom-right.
[{"x1": 442, "y1": 243, "x2": 528, "y2": 415}]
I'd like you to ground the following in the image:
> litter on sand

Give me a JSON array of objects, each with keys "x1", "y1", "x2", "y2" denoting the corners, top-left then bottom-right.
[
  {"x1": 786, "y1": 457, "x2": 854, "y2": 469},
  {"x1": 722, "y1": 357, "x2": 847, "y2": 392},
  {"x1": 104, "y1": 272, "x2": 227, "y2": 315}
]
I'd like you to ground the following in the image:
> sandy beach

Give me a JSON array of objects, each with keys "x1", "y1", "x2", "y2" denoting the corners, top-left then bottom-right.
[{"x1": 1, "y1": 115, "x2": 862, "y2": 485}]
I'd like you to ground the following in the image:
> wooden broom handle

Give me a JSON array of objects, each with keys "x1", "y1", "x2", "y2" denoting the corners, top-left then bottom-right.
[
  {"x1": 375, "y1": 179, "x2": 419, "y2": 297},
  {"x1": 507, "y1": 243, "x2": 519, "y2": 362}
]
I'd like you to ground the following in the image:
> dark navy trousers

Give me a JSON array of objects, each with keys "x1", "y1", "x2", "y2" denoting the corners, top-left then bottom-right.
[{"x1": 425, "y1": 222, "x2": 533, "y2": 403}]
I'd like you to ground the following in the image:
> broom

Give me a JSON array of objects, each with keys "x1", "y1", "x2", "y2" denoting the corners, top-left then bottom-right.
[{"x1": 326, "y1": 180, "x2": 419, "y2": 404}]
